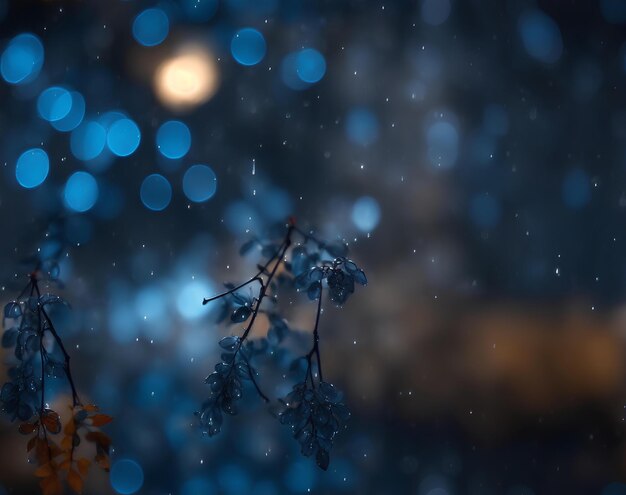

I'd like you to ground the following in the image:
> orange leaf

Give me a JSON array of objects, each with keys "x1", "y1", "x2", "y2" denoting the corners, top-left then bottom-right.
[
  {"x1": 40, "y1": 474, "x2": 62, "y2": 495},
  {"x1": 85, "y1": 431, "x2": 111, "y2": 449},
  {"x1": 95, "y1": 453, "x2": 111, "y2": 472},
  {"x1": 76, "y1": 458, "x2": 91, "y2": 477},
  {"x1": 42, "y1": 411, "x2": 62, "y2": 434},
  {"x1": 61, "y1": 434, "x2": 73, "y2": 451},
  {"x1": 90, "y1": 414, "x2": 113, "y2": 427},
  {"x1": 48, "y1": 442, "x2": 63, "y2": 458},
  {"x1": 19, "y1": 422, "x2": 37, "y2": 434},
  {"x1": 59, "y1": 459, "x2": 72, "y2": 471},
  {"x1": 35, "y1": 463, "x2": 53, "y2": 478},
  {"x1": 83, "y1": 404, "x2": 99, "y2": 412},
  {"x1": 27, "y1": 436, "x2": 37, "y2": 452},
  {"x1": 64, "y1": 420, "x2": 76, "y2": 436},
  {"x1": 67, "y1": 468, "x2": 83, "y2": 494}
]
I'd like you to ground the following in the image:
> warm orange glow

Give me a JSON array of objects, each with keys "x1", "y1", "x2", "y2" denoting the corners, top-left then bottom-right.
[{"x1": 154, "y1": 45, "x2": 219, "y2": 111}]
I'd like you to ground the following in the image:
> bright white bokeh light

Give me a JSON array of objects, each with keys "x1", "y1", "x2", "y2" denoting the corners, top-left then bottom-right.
[{"x1": 154, "y1": 44, "x2": 220, "y2": 111}]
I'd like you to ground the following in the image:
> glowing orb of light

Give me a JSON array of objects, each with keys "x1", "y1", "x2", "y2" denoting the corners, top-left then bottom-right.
[
  {"x1": 64, "y1": 171, "x2": 99, "y2": 213},
  {"x1": 107, "y1": 118, "x2": 141, "y2": 157},
  {"x1": 156, "y1": 120, "x2": 191, "y2": 159},
  {"x1": 0, "y1": 33, "x2": 44, "y2": 84},
  {"x1": 352, "y1": 196, "x2": 381, "y2": 232},
  {"x1": 182, "y1": 164, "x2": 217, "y2": 203},
  {"x1": 295, "y1": 48, "x2": 326, "y2": 83},
  {"x1": 51, "y1": 91, "x2": 85, "y2": 132},
  {"x1": 153, "y1": 45, "x2": 219, "y2": 111},
  {"x1": 110, "y1": 459, "x2": 144, "y2": 495},
  {"x1": 230, "y1": 28, "x2": 266, "y2": 66},
  {"x1": 37, "y1": 87, "x2": 72, "y2": 122},
  {"x1": 140, "y1": 174, "x2": 172, "y2": 211},
  {"x1": 70, "y1": 121, "x2": 107, "y2": 161},
  {"x1": 15, "y1": 148, "x2": 49, "y2": 189},
  {"x1": 518, "y1": 9, "x2": 563, "y2": 64},
  {"x1": 132, "y1": 8, "x2": 169, "y2": 47}
]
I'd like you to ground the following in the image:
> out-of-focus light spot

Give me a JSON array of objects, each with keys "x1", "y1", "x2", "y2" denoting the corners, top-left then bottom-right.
[
  {"x1": 154, "y1": 44, "x2": 220, "y2": 111},
  {"x1": 110, "y1": 459, "x2": 144, "y2": 495},
  {"x1": 518, "y1": 9, "x2": 563, "y2": 64},
  {"x1": 176, "y1": 279, "x2": 213, "y2": 320},
  {"x1": 140, "y1": 174, "x2": 172, "y2": 211},
  {"x1": 231, "y1": 28, "x2": 266, "y2": 66},
  {"x1": 16, "y1": 148, "x2": 49, "y2": 189},
  {"x1": 426, "y1": 121, "x2": 459, "y2": 168},
  {"x1": 99, "y1": 110, "x2": 127, "y2": 130},
  {"x1": 284, "y1": 459, "x2": 315, "y2": 493},
  {"x1": 345, "y1": 107, "x2": 379, "y2": 146},
  {"x1": 562, "y1": 168, "x2": 590, "y2": 209},
  {"x1": 132, "y1": 8, "x2": 169, "y2": 47},
  {"x1": 107, "y1": 118, "x2": 141, "y2": 156},
  {"x1": 181, "y1": 0, "x2": 218, "y2": 22},
  {"x1": 182, "y1": 164, "x2": 217, "y2": 202},
  {"x1": 601, "y1": 0, "x2": 626, "y2": 24},
  {"x1": 217, "y1": 465, "x2": 251, "y2": 495},
  {"x1": 156, "y1": 120, "x2": 191, "y2": 159},
  {"x1": 352, "y1": 196, "x2": 381, "y2": 232},
  {"x1": 64, "y1": 171, "x2": 99, "y2": 213},
  {"x1": 281, "y1": 52, "x2": 309, "y2": 90},
  {"x1": 483, "y1": 104, "x2": 509, "y2": 136},
  {"x1": 295, "y1": 48, "x2": 326, "y2": 83},
  {"x1": 421, "y1": 0, "x2": 451, "y2": 26},
  {"x1": 468, "y1": 132, "x2": 496, "y2": 166},
  {"x1": 37, "y1": 87, "x2": 72, "y2": 122},
  {"x1": 469, "y1": 193, "x2": 500, "y2": 229},
  {"x1": 602, "y1": 482, "x2": 626, "y2": 495},
  {"x1": 181, "y1": 476, "x2": 216, "y2": 495},
  {"x1": 0, "y1": 33, "x2": 44, "y2": 84},
  {"x1": 51, "y1": 91, "x2": 85, "y2": 132},
  {"x1": 70, "y1": 121, "x2": 107, "y2": 161}
]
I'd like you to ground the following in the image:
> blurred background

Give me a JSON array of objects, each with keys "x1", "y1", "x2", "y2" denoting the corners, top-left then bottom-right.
[{"x1": 1, "y1": 0, "x2": 626, "y2": 493}]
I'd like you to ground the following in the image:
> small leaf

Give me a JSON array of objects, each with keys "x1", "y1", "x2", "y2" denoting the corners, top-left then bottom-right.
[
  {"x1": 4, "y1": 302, "x2": 21, "y2": 319},
  {"x1": 353, "y1": 269, "x2": 367, "y2": 285},
  {"x1": 39, "y1": 294, "x2": 69, "y2": 308},
  {"x1": 27, "y1": 435, "x2": 37, "y2": 451},
  {"x1": 218, "y1": 336, "x2": 240, "y2": 351},
  {"x1": 35, "y1": 463, "x2": 54, "y2": 478},
  {"x1": 67, "y1": 468, "x2": 83, "y2": 494},
  {"x1": 2, "y1": 328, "x2": 18, "y2": 348},
  {"x1": 316, "y1": 448, "x2": 330, "y2": 470},
  {"x1": 19, "y1": 422, "x2": 37, "y2": 434},
  {"x1": 42, "y1": 410, "x2": 62, "y2": 434},
  {"x1": 307, "y1": 282, "x2": 321, "y2": 301},
  {"x1": 76, "y1": 458, "x2": 91, "y2": 477},
  {"x1": 239, "y1": 239, "x2": 257, "y2": 256},
  {"x1": 231, "y1": 306, "x2": 252, "y2": 323},
  {"x1": 90, "y1": 414, "x2": 113, "y2": 427}
]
